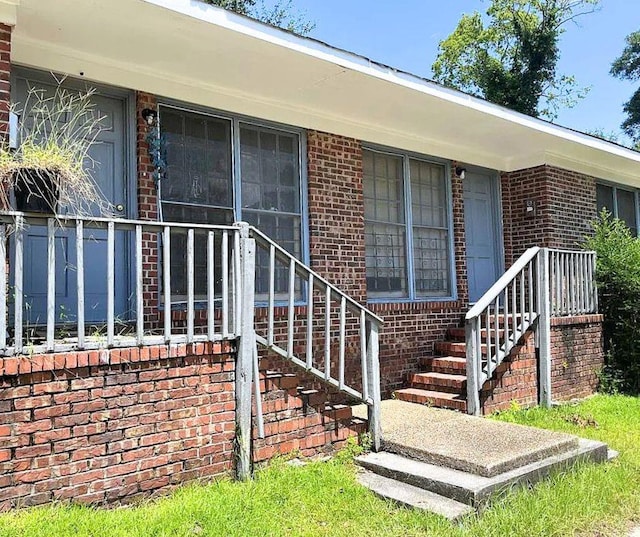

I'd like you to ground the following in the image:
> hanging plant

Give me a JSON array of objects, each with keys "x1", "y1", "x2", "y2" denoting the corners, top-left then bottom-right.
[
  {"x1": 0, "y1": 84, "x2": 109, "y2": 215},
  {"x1": 145, "y1": 126, "x2": 167, "y2": 184}
]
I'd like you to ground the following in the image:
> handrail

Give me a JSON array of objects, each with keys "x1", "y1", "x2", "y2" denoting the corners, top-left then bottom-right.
[
  {"x1": 249, "y1": 226, "x2": 384, "y2": 325},
  {"x1": 0, "y1": 211, "x2": 241, "y2": 356},
  {"x1": 247, "y1": 224, "x2": 382, "y2": 451},
  {"x1": 1, "y1": 211, "x2": 384, "y2": 473},
  {"x1": 466, "y1": 247, "x2": 540, "y2": 320},
  {"x1": 465, "y1": 246, "x2": 598, "y2": 416}
]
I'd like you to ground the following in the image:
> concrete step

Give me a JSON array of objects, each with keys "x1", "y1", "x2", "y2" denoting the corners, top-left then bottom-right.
[
  {"x1": 356, "y1": 438, "x2": 609, "y2": 509},
  {"x1": 408, "y1": 372, "x2": 466, "y2": 393},
  {"x1": 356, "y1": 468, "x2": 474, "y2": 521},
  {"x1": 421, "y1": 356, "x2": 467, "y2": 374},
  {"x1": 394, "y1": 388, "x2": 467, "y2": 412}
]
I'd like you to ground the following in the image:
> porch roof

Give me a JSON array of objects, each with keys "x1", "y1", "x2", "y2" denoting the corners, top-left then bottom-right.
[{"x1": 5, "y1": 0, "x2": 640, "y2": 184}]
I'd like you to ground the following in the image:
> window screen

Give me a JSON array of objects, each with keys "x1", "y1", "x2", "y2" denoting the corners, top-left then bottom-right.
[
  {"x1": 410, "y1": 159, "x2": 451, "y2": 297},
  {"x1": 364, "y1": 150, "x2": 408, "y2": 297},
  {"x1": 160, "y1": 107, "x2": 233, "y2": 302}
]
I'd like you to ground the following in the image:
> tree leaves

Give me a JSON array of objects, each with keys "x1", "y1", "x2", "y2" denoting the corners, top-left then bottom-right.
[
  {"x1": 611, "y1": 30, "x2": 640, "y2": 142},
  {"x1": 201, "y1": 0, "x2": 315, "y2": 35},
  {"x1": 432, "y1": 0, "x2": 599, "y2": 120}
]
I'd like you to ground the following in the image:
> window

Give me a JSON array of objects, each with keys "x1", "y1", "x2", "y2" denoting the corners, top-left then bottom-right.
[
  {"x1": 159, "y1": 105, "x2": 304, "y2": 303},
  {"x1": 363, "y1": 148, "x2": 453, "y2": 300},
  {"x1": 597, "y1": 183, "x2": 638, "y2": 236}
]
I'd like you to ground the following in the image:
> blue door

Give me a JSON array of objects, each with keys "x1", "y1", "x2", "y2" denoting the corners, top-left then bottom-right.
[
  {"x1": 15, "y1": 75, "x2": 130, "y2": 326},
  {"x1": 463, "y1": 170, "x2": 501, "y2": 303}
]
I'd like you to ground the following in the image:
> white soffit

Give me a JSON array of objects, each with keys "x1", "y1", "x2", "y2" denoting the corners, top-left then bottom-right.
[{"x1": 9, "y1": 0, "x2": 640, "y2": 184}]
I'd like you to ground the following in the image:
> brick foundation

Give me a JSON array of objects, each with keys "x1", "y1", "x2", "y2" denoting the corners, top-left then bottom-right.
[
  {"x1": 551, "y1": 315, "x2": 604, "y2": 401},
  {"x1": 478, "y1": 314, "x2": 605, "y2": 414},
  {"x1": 481, "y1": 331, "x2": 539, "y2": 415},
  {"x1": 0, "y1": 342, "x2": 362, "y2": 510}
]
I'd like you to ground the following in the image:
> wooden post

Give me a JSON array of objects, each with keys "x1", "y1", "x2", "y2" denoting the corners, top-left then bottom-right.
[
  {"x1": 537, "y1": 248, "x2": 552, "y2": 408},
  {"x1": 367, "y1": 322, "x2": 382, "y2": 452},
  {"x1": 466, "y1": 319, "x2": 481, "y2": 416},
  {"x1": 235, "y1": 222, "x2": 255, "y2": 481}
]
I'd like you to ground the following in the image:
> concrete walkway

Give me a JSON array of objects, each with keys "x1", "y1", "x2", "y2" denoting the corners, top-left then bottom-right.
[{"x1": 354, "y1": 400, "x2": 578, "y2": 476}]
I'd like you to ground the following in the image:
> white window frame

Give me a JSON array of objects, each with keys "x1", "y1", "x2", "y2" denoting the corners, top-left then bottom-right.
[{"x1": 363, "y1": 146, "x2": 457, "y2": 303}]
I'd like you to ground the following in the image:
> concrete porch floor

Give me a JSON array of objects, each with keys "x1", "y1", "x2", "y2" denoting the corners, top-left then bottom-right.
[{"x1": 353, "y1": 400, "x2": 579, "y2": 477}]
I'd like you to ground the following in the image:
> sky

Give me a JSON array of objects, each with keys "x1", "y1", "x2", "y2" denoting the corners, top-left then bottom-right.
[{"x1": 287, "y1": 0, "x2": 640, "y2": 143}]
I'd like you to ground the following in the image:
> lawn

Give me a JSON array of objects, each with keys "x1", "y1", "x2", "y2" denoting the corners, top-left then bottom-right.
[{"x1": 0, "y1": 394, "x2": 639, "y2": 537}]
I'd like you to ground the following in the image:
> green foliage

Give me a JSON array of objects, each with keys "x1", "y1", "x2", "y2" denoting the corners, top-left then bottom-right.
[
  {"x1": 201, "y1": 0, "x2": 315, "y2": 35},
  {"x1": 611, "y1": 30, "x2": 640, "y2": 142},
  {"x1": 432, "y1": 0, "x2": 598, "y2": 120},
  {"x1": 584, "y1": 211, "x2": 640, "y2": 393}
]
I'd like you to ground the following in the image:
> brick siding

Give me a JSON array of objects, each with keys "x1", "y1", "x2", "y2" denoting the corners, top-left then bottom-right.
[
  {"x1": 0, "y1": 24, "x2": 10, "y2": 142},
  {"x1": 551, "y1": 315, "x2": 604, "y2": 401},
  {"x1": 0, "y1": 342, "x2": 361, "y2": 509},
  {"x1": 481, "y1": 331, "x2": 539, "y2": 414},
  {"x1": 307, "y1": 131, "x2": 367, "y2": 301},
  {"x1": 502, "y1": 165, "x2": 597, "y2": 263},
  {"x1": 136, "y1": 92, "x2": 161, "y2": 327}
]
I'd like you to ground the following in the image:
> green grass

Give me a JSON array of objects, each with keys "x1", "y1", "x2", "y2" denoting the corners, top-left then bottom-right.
[{"x1": 1, "y1": 395, "x2": 639, "y2": 537}]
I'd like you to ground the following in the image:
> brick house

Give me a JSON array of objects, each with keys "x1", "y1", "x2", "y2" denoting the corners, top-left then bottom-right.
[{"x1": 0, "y1": 0, "x2": 635, "y2": 508}]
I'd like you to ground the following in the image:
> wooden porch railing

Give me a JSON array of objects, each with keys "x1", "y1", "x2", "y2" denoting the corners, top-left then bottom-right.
[
  {"x1": 465, "y1": 247, "x2": 598, "y2": 416},
  {"x1": 0, "y1": 212, "x2": 383, "y2": 479},
  {"x1": 0, "y1": 211, "x2": 242, "y2": 355}
]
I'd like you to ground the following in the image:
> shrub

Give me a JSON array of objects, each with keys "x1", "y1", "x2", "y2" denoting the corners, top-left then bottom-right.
[{"x1": 585, "y1": 211, "x2": 640, "y2": 393}]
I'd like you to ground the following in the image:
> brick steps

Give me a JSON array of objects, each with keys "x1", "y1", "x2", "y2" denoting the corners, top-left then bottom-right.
[
  {"x1": 421, "y1": 355, "x2": 466, "y2": 374},
  {"x1": 448, "y1": 327, "x2": 505, "y2": 341},
  {"x1": 408, "y1": 372, "x2": 466, "y2": 393},
  {"x1": 394, "y1": 388, "x2": 467, "y2": 412},
  {"x1": 434, "y1": 341, "x2": 488, "y2": 358},
  {"x1": 396, "y1": 324, "x2": 476, "y2": 412}
]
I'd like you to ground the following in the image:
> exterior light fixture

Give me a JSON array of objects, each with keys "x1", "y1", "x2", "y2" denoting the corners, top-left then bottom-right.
[
  {"x1": 455, "y1": 166, "x2": 467, "y2": 180},
  {"x1": 141, "y1": 108, "x2": 157, "y2": 126}
]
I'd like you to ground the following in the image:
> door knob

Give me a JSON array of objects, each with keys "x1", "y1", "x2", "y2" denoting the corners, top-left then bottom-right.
[{"x1": 115, "y1": 204, "x2": 125, "y2": 212}]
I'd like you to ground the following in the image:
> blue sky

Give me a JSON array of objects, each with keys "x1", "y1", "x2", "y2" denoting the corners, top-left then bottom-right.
[{"x1": 289, "y1": 0, "x2": 639, "y2": 142}]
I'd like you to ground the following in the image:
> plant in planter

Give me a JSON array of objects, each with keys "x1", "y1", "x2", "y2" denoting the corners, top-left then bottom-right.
[{"x1": 0, "y1": 84, "x2": 109, "y2": 215}]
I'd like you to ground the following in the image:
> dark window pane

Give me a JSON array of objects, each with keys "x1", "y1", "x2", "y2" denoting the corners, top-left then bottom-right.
[
  {"x1": 160, "y1": 107, "x2": 232, "y2": 208},
  {"x1": 617, "y1": 189, "x2": 638, "y2": 236},
  {"x1": 363, "y1": 149, "x2": 408, "y2": 298},
  {"x1": 596, "y1": 184, "x2": 614, "y2": 215},
  {"x1": 240, "y1": 125, "x2": 302, "y2": 299},
  {"x1": 159, "y1": 106, "x2": 233, "y2": 304}
]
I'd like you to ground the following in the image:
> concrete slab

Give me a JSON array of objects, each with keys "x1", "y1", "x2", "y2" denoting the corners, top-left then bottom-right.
[
  {"x1": 353, "y1": 400, "x2": 578, "y2": 477},
  {"x1": 356, "y1": 437, "x2": 609, "y2": 507},
  {"x1": 356, "y1": 468, "x2": 474, "y2": 521}
]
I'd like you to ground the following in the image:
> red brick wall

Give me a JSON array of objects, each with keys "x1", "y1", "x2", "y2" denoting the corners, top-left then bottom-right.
[
  {"x1": 478, "y1": 315, "x2": 605, "y2": 414},
  {"x1": 307, "y1": 131, "x2": 367, "y2": 301},
  {"x1": 551, "y1": 315, "x2": 604, "y2": 401},
  {"x1": 481, "y1": 330, "x2": 539, "y2": 414},
  {"x1": 253, "y1": 369, "x2": 365, "y2": 462},
  {"x1": 0, "y1": 342, "x2": 362, "y2": 509},
  {"x1": 0, "y1": 24, "x2": 10, "y2": 141},
  {"x1": 503, "y1": 165, "x2": 597, "y2": 263},
  {"x1": 136, "y1": 92, "x2": 161, "y2": 327},
  {"x1": 0, "y1": 343, "x2": 235, "y2": 509}
]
